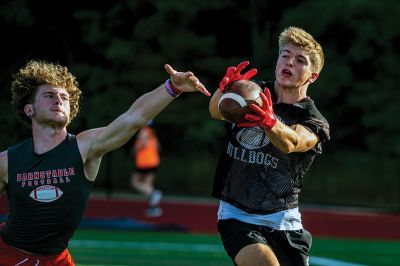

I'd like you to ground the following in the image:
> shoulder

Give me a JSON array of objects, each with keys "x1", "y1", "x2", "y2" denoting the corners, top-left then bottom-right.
[
  {"x1": 0, "y1": 150, "x2": 8, "y2": 184},
  {"x1": 297, "y1": 97, "x2": 328, "y2": 123},
  {"x1": 0, "y1": 150, "x2": 8, "y2": 166},
  {"x1": 296, "y1": 97, "x2": 330, "y2": 142},
  {"x1": 8, "y1": 139, "x2": 32, "y2": 153},
  {"x1": 2, "y1": 138, "x2": 32, "y2": 171},
  {"x1": 76, "y1": 128, "x2": 103, "y2": 161}
]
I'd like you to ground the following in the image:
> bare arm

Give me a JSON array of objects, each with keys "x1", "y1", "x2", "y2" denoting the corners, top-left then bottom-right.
[
  {"x1": 78, "y1": 85, "x2": 174, "y2": 158},
  {"x1": 77, "y1": 64, "x2": 209, "y2": 180},
  {"x1": 266, "y1": 122, "x2": 319, "y2": 153},
  {"x1": 0, "y1": 151, "x2": 8, "y2": 197}
]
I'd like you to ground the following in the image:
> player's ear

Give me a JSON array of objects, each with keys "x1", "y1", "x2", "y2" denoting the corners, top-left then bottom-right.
[
  {"x1": 309, "y1": 72, "x2": 319, "y2": 83},
  {"x1": 24, "y1": 104, "x2": 34, "y2": 118}
]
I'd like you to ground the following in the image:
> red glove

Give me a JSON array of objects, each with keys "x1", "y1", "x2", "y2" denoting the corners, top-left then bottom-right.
[
  {"x1": 237, "y1": 88, "x2": 277, "y2": 130},
  {"x1": 219, "y1": 61, "x2": 258, "y2": 93}
]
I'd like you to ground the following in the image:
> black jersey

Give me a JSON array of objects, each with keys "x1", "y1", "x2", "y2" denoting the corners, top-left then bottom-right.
[
  {"x1": 1, "y1": 134, "x2": 93, "y2": 255},
  {"x1": 212, "y1": 81, "x2": 330, "y2": 214}
]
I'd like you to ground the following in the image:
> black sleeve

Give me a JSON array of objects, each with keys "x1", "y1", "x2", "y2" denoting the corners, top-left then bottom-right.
[
  {"x1": 297, "y1": 100, "x2": 330, "y2": 153},
  {"x1": 301, "y1": 116, "x2": 330, "y2": 143}
]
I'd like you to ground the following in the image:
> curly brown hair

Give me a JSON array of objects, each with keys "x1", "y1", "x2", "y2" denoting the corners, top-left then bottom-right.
[
  {"x1": 11, "y1": 60, "x2": 81, "y2": 127},
  {"x1": 279, "y1": 26, "x2": 324, "y2": 74}
]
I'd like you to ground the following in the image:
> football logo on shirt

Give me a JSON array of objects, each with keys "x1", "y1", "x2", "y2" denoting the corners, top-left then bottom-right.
[
  {"x1": 235, "y1": 115, "x2": 283, "y2": 149},
  {"x1": 29, "y1": 185, "x2": 63, "y2": 202},
  {"x1": 236, "y1": 127, "x2": 270, "y2": 149}
]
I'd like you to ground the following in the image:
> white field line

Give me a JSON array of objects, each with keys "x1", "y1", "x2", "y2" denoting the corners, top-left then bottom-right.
[
  {"x1": 311, "y1": 256, "x2": 369, "y2": 266},
  {"x1": 70, "y1": 240, "x2": 368, "y2": 266}
]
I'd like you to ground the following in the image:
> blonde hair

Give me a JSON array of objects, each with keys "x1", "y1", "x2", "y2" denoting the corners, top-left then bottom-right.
[
  {"x1": 11, "y1": 60, "x2": 81, "y2": 126},
  {"x1": 279, "y1": 26, "x2": 324, "y2": 74}
]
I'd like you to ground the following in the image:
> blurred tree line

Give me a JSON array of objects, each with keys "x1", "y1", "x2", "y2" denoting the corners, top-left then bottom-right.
[{"x1": 0, "y1": 0, "x2": 399, "y2": 211}]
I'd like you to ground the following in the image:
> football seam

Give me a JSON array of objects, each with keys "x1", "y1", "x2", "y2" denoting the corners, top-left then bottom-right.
[{"x1": 218, "y1": 93, "x2": 247, "y2": 114}]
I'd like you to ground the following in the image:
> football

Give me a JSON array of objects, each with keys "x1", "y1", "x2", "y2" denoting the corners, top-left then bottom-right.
[
  {"x1": 30, "y1": 185, "x2": 63, "y2": 203},
  {"x1": 218, "y1": 81, "x2": 263, "y2": 123}
]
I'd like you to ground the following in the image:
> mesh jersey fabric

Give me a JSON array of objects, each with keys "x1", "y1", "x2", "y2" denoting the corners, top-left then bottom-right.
[{"x1": 212, "y1": 81, "x2": 330, "y2": 214}]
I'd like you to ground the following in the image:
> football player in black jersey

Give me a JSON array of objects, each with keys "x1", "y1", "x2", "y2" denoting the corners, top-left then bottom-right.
[
  {"x1": 0, "y1": 60, "x2": 209, "y2": 265},
  {"x1": 209, "y1": 27, "x2": 330, "y2": 266}
]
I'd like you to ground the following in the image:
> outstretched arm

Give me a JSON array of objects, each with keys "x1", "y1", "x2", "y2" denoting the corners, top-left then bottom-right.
[
  {"x1": 266, "y1": 122, "x2": 319, "y2": 153},
  {"x1": 78, "y1": 64, "x2": 210, "y2": 180}
]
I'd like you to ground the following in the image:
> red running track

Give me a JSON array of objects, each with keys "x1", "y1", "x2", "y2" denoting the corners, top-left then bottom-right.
[{"x1": 1, "y1": 195, "x2": 399, "y2": 240}]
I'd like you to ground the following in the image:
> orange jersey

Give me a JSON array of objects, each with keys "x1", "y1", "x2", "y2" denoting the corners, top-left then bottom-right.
[{"x1": 134, "y1": 126, "x2": 160, "y2": 168}]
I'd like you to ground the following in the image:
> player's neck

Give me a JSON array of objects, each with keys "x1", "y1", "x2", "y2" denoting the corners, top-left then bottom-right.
[
  {"x1": 31, "y1": 125, "x2": 68, "y2": 154},
  {"x1": 274, "y1": 81, "x2": 308, "y2": 104}
]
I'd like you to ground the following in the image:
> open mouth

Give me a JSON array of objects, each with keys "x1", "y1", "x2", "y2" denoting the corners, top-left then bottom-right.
[{"x1": 282, "y1": 69, "x2": 292, "y2": 77}]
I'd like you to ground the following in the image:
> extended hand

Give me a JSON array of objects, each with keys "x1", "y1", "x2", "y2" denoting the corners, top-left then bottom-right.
[
  {"x1": 237, "y1": 88, "x2": 277, "y2": 130},
  {"x1": 219, "y1": 61, "x2": 258, "y2": 93},
  {"x1": 164, "y1": 64, "x2": 210, "y2": 96}
]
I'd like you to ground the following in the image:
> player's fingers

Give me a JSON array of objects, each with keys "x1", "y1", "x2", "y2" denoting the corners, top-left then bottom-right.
[
  {"x1": 237, "y1": 121, "x2": 256, "y2": 128},
  {"x1": 259, "y1": 92, "x2": 271, "y2": 110},
  {"x1": 237, "y1": 122, "x2": 253, "y2": 127},
  {"x1": 219, "y1": 78, "x2": 229, "y2": 92},
  {"x1": 236, "y1": 61, "x2": 249, "y2": 73},
  {"x1": 189, "y1": 76, "x2": 210, "y2": 96},
  {"x1": 260, "y1": 92, "x2": 268, "y2": 104},
  {"x1": 243, "y1": 68, "x2": 257, "y2": 80},
  {"x1": 263, "y1": 88, "x2": 272, "y2": 104},
  {"x1": 226, "y1": 66, "x2": 235, "y2": 76},
  {"x1": 189, "y1": 75, "x2": 197, "y2": 83},
  {"x1": 164, "y1": 64, "x2": 177, "y2": 76},
  {"x1": 244, "y1": 113, "x2": 262, "y2": 122},
  {"x1": 197, "y1": 84, "x2": 211, "y2": 96},
  {"x1": 248, "y1": 103, "x2": 264, "y2": 114},
  {"x1": 189, "y1": 75, "x2": 201, "y2": 88}
]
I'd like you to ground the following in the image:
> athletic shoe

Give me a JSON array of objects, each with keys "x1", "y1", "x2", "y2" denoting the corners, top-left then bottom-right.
[
  {"x1": 145, "y1": 207, "x2": 163, "y2": 217},
  {"x1": 149, "y1": 189, "x2": 162, "y2": 207}
]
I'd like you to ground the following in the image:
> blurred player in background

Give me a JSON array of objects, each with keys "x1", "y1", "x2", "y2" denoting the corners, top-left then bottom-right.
[
  {"x1": 130, "y1": 120, "x2": 163, "y2": 217},
  {"x1": 0, "y1": 60, "x2": 209, "y2": 265},
  {"x1": 209, "y1": 27, "x2": 330, "y2": 265}
]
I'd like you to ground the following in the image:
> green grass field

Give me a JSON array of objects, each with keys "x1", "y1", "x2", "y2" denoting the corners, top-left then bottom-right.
[{"x1": 69, "y1": 229, "x2": 400, "y2": 266}]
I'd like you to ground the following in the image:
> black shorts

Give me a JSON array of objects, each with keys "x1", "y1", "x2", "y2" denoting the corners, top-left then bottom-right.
[{"x1": 217, "y1": 219, "x2": 312, "y2": 266}]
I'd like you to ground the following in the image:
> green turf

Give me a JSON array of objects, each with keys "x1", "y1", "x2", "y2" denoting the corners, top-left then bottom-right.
[
  {"x1": 70, "y1": 229, "x2": 400, "y2": 266},
  {"x1": 310, "y1": 237, "x2": 400, "y2": 266},
  {"x1": 70, "y1": 229, "x2": 230, "y2": 266}
]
